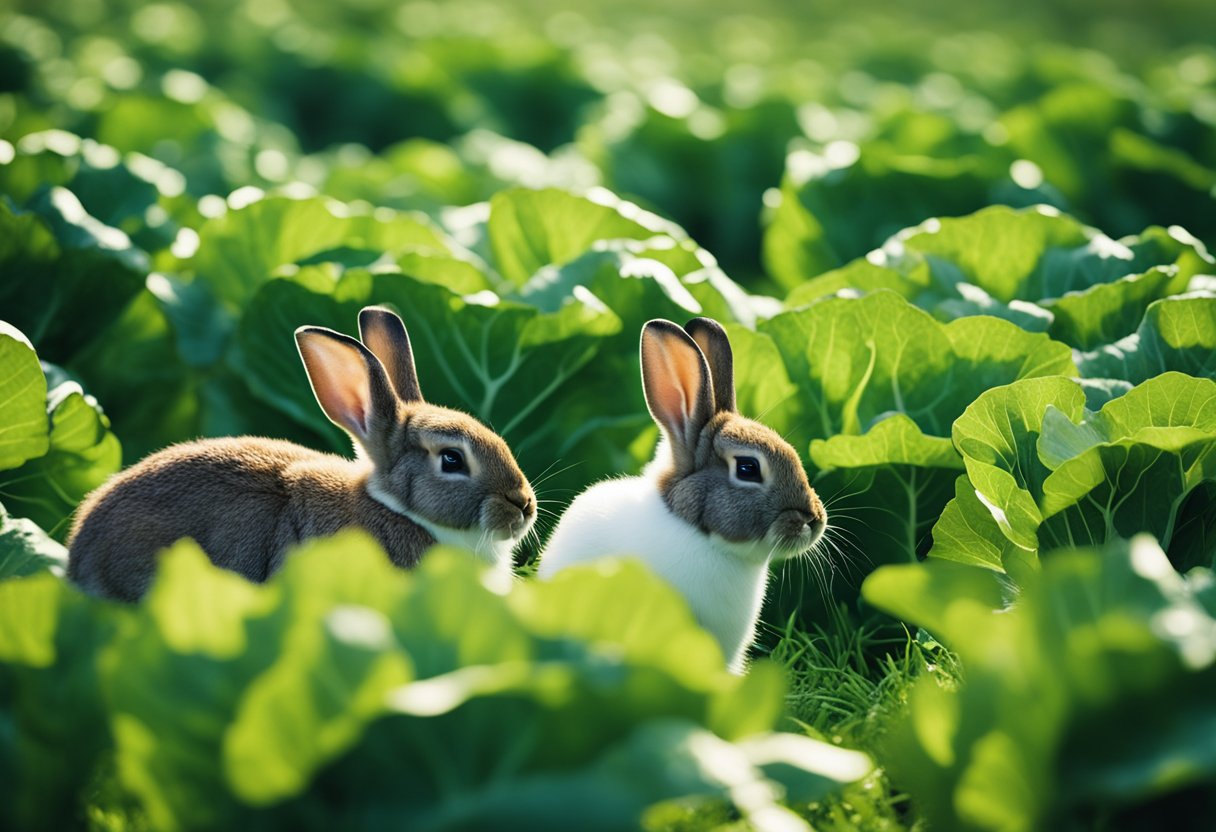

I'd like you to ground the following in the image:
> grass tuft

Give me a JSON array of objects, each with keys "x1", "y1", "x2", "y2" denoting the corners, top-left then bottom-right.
[{"x1": 756, "y1": 605, "x2": 961, "y2": 831}]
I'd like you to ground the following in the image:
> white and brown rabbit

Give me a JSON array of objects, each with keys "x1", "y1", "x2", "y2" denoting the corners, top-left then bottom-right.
[
  {"x1": 538, "y1": 317, "x2": 825, "y2": 672},
  {"x1": 68, "y1": 306, "x2": 536, "y2": 601}
]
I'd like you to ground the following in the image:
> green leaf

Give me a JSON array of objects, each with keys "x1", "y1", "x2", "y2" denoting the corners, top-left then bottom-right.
[
  {"x1": 955, "y1": 730, "x2": 1039, "y2": 831},
  {"x1": 95, "y1": 534, "x2": 856, "y2": 830},
  {"x1": 792, "y1": 415, "x2": 965, "y2": 580},
  {"x1": 0, "y1": 575, "x2": 63, "y2": 667},
  {"x1": 224, "y1": 605, "x2": 413, "y2": 805},
  {"x1": 0, "y1": 375, "x2": 122, "y2": 539},
  {"x1": 0, "y1": 130, "x2": 181, "y2": 251},
  {"x1": 68, "y1": 286, "x2": 202, "y2": 462},
  {"x1": 860, "y1": 558, "x2": 1006, "y2": 639},
  {"x1": 1043, "y1": 265, "x2": 1192, "y2": 350},
  {"x1": 1003, "y1": 83, "x2": 1216, "y2": 242},
  {"x1": 320, "y1": 716, "x2": 860, "y2": 832},
  {"x1": 1037, "y1": 373, "x2": 1216, "y2": 569},
  {"x1": 0, "y1": 323, "x2": 49, "y2": 471},
  {"x1": 505, "y1": 239, "x2": 756, "y2": 493},
  {"x1": 517, "y1": 238, "x2": 745, "y2": 327},
  {"x1": 582, "y1": 97, "x2": 799, "y2": 282},
  {"x1": 747, "y1": 293, "x2": 1071, "y2": 619},
  {"x1": 316, "y1": 137, "x2": 480, "y2": 213},
  {"x1": 0, "y1": 325, "x2": 122, "y2": 539},
  {"x1": 510, "y1": 558, "x2": 726, "y2": 687},
  {"x1": 151, "y1": 272, "x2": 233, "y2": 368},
  {"x1": 726, "y1": 324, "x2": 800, "y2": 440},
  {"x1": 197, "y1": 370, "x2": 334, "y2": 452},
  {"x1": 1077, "y1": 295, "x2": 1216, "y2": 385},
  {"x1": 935, "y1": 373, "x2": 1216, "y2": 574},
  {"x1": 189, "y1": 195, "x2": 449, "y2": 309},
  {"x1": 785, "y1": 257, "x2": 923, "y2": 309},
  {"x1": 0, "y1": 575, "x2": 124, "y2": 830},
  {"x1": 811, "y1": 413, "x2": 962, "y2": 471},
  {"x1": 757, "y1": 291, "x2": 1076, "y2": 457},
  {"x1": 0, "y1": 193, "x2": 147, "y2": 364},
  {"x1": 771, "y1": 458, "x2": 961, "y2": 620},
  {"x1": 0, "y1": 501, "x2": 67, "y2": 579},
  {"x1": 375, "y1": 546, "x2": 534, "y2": 680},
  {"x1": 487, "y1": 187, "x2": 685, "y2": 287},
  {"x1": 896, "y1": 206, "x2": 1089, "y2": 302},
  {"x1": 928, "y1": 476, "x2": 1028, "y2": 573},
  {"x1": 396, "y1": 247, "x2": 495, "y2": 294},
  {"x1": 763, "y1": 146, "x2": 1018, "y2": 290},
  {"x1": 783, "y1": 206, "x2": 1211, "y2": 348},
  {"x1": 737, "y1": 729, "x2": 874, "y2": 803},
  {"x1": 103, "y1": 540, "x2": 290, "y2": 830},
  {"x1": 948, "y1": 376, "x2": 1088, "y2": 553},
  {"x1": 870, "y1": 536, "x2": 1216, "y2": 831}
]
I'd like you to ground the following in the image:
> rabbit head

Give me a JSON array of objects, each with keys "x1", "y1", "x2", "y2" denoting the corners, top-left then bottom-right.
[
  {"x1": 296, "y1": 306, "x2": 536, "y2": 549},
  {"x1": 641, "y1": 317, "x2": 825, "y2": 562}
]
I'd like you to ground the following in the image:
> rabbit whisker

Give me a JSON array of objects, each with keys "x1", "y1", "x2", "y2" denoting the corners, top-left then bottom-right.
[{"x1": 530, "y1": 460, "x2": 584, "y2": 488}]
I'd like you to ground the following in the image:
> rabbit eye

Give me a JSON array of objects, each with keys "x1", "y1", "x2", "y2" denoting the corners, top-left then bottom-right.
[
  {"x1": 440, "y1": 448, "x2": 467, "y2": 474},
  {"x1": 735, "y1": 456, "x2": 762, "y2": 483}
]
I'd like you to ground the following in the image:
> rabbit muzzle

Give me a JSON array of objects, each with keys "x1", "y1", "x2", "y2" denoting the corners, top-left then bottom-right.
[
  {"x1": 482, "y1": 491, "x2": 536, "y2": 541},
  {"x1": 770, "y1": 504, "x2": 827, "y2": 557}
]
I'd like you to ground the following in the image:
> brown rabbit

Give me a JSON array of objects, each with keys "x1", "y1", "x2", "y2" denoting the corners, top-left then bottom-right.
[
  {"x1": 68, "y1": 306, "x2": 536, "y2": 601},
  {"x1": 538, "y1": 317, "x2": 825, "y2": 672}
]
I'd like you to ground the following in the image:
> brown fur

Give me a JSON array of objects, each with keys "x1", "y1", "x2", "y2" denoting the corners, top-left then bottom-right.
[
  {"x1": 67, "y1": 437, "x2": 432, "y2": 602},
  {"x1": 67, "y1": 306, "x2": 535, "y2": 602}
]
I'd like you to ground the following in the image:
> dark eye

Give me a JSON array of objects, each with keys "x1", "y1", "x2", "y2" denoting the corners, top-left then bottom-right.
[
  {"x1": 440, "y1": 448, "x2": 467, "y2": 474},
  {"x1": 735, "y1": 456, "x2": 762, "y2": 483}
]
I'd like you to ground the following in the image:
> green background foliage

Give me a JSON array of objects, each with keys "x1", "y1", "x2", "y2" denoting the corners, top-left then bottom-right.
[{"x1": 1, "y1": 0, "x2": 1215, "y2": 828}]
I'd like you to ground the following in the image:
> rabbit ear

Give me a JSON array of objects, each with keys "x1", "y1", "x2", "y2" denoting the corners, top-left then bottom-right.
[
  {"x1": 296, "y1": 326, "x2": 399, "y2": 443},
  {"x1": 358, "y1": 306, "x2": 423, "y2": 404},
  {"x1": 684, "y1": 317, "x2": 735, "y2": 414},
  {"x1": 641, "y1": 320, "x2": 714, "y2": 458}
]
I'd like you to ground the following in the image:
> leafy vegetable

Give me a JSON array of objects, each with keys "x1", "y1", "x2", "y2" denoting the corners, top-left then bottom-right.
[
  {"x1": 933, "y1": 372, "x2": 1216, "y2": 575},
  {"x1": 0, "y1": 323, "x2": 121, "y2": 539},
  {"x1": 0, "y1": 533, "x2": 870, "y2": 830},
  {"x1": 738, "y1": 291, "x2": 1075, "y2": 610},
  {"x1": 3, "y1": 2, "x2": 1216, "y2": 829},
  {"x1": 784, "y1": 206, "x2": 1212, "y2": 346},
  {"x1": 0, "y1": 502, "x2": 66, "y2": 580},
  {"x1": 188, "y1": 195, "x2": 449, "y2": 309},
  {"x1": 0, "y1": 323, "x2": 47, "y2": 471},
  {"x1": 863, "y1": 536, "x2": 1216, "y2": 831},
  {"x1": 0, "y1": 193, "x2": 147, "y2": 363},
  {"x1": 1077, "y1": 295, "x2": 1216, "y2": 385},
  {"x1": 487, "y1": 186, "x2": 683, "y2": 287},
  {"x1": 0, "y1": 573, "x2": 120, "y2": 831}
]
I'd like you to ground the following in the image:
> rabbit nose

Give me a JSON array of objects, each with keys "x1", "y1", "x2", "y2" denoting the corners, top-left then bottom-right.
[
  {"x1": 791, "y1": 508, "x2": 825, "y2": 538},
  {"x1": 505, "y1": 491, "x2": 534, "y2": 517}
]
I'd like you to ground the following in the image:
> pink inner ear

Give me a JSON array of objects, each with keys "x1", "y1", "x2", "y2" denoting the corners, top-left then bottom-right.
[
  {"x1": 332, "y1": 377, "x2": 370, "y2": 437},
  {"x1": 299, "y1": 335, "x2": 372, "y2": 440},
  {"x1": 643, "y1": 334, "x2": 704, "y2": 440}
]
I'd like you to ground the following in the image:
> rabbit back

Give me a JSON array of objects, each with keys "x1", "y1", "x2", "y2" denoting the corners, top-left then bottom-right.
[{"x1": 67, "y1": 436, "x2": 432, "y2": 601}]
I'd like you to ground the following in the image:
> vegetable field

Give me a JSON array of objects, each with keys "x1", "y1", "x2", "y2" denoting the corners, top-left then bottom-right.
[{"x1": 2, "y1": 0, "x2": 1216, "y2": 829}]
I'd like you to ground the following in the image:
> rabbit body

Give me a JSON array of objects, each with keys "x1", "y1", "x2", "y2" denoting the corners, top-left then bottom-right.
[
  {"x1": 538, "y1": 455, "x2": 771, "y2": 672},
  {"x1": 68, "y1": 437, "x2": 434, "y2": 602},
  {"x1": 539, "y1": 318, "x2": 824, "y2": 674}
]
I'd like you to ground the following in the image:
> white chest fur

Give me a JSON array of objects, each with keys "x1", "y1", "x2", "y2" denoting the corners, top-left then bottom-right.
[{"x1": 538, "y1": 475, "x2": 772, "y2": 673}]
